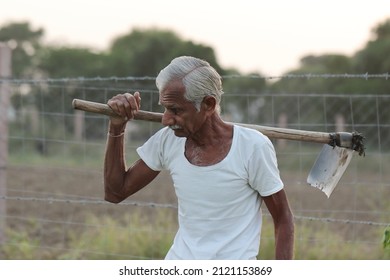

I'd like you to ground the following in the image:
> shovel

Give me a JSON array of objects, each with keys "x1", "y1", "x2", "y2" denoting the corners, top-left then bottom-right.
[{"x1": 72, "y1": 99, "x2": 365, "y2": 197}]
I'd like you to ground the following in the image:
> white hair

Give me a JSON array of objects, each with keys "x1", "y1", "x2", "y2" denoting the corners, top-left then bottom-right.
[{"x1": 156, "y1": 56, "x2": 224, "y2": 114}]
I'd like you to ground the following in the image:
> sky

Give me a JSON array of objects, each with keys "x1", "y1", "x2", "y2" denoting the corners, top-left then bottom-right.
[{"x1": 0, "y1": 0, "x2": 389, "y2": 75}]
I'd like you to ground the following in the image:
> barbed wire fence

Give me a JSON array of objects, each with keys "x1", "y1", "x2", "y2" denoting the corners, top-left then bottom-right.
[{"x1": 1, "y1": 68, "x2": 389, "y2": 259}]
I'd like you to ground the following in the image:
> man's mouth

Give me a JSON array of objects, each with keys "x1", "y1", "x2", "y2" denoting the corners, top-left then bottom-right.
[{"x1": 169, "y1": 125, "x2": 182, "y2": 130}]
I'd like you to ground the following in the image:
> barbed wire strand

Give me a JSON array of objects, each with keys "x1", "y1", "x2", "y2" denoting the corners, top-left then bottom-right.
[
  {"x1": 1, "y1": 196, "x2": 388, "y2": 227},
  {"x1": 1, "y1": 73, "x2": 390, "y2": 84},
  {"x1": 0, "y1": 195, "x2": 177, "y2": 209}
]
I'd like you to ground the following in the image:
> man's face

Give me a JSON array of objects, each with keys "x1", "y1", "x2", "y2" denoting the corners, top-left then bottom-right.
[{"x1": 159, "y1": 80, "x2": 205, "y2": 138}]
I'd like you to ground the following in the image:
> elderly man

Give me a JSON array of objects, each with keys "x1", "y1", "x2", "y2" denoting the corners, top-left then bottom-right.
[{"x1": 104, "y1": 56, "x2": 294, "y2": 260}]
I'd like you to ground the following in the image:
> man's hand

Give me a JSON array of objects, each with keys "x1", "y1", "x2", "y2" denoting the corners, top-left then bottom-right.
[{"x1": 107, "y1": 92, "x2": 141, "y2": 132}]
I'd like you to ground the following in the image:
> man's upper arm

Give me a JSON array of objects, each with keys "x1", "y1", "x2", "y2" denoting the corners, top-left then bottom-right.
[{"x1": 105, "y1": 159, "x2": 160, "y2": 203}]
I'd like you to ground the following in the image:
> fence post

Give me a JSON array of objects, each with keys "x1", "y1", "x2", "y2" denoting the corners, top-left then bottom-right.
[
  {"x1": 277, "y1": 113, "x2": 288, "y2": 149},
  {"x1": 0, "y1": 43, "x2": 11, "y2": 243}
]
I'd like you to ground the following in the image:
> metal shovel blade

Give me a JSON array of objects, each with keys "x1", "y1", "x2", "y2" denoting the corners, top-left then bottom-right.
[{"x1": 307, "y1": 144, "x2": 354, "y2": 198}]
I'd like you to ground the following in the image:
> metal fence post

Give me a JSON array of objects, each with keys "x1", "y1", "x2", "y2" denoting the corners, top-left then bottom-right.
[{"x1": 0, "y1": 43, "x2": 11, "y2": 243}]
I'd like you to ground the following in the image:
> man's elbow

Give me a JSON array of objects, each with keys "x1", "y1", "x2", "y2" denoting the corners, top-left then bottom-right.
[
  {"x1": 104, "y1": 192, "x2": 125, "y2": 204},
  {"x1": 104, "y1": 183, "x2": 126, "y2": 204}
]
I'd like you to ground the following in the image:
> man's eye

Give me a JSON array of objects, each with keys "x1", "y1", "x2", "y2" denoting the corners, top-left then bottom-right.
[{"x1": 171, "y1": 108, "x2": 179, "y2": 114}]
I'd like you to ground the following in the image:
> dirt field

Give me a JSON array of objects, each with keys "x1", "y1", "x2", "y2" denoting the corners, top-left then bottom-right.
[{"x1": 6, "y1": 164, "x2": 388, "y2": 221}]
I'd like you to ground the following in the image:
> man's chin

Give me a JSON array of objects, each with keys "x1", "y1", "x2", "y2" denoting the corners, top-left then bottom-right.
[{"x1": 172, "y1": 129, "x2": 186, "y2": 137}]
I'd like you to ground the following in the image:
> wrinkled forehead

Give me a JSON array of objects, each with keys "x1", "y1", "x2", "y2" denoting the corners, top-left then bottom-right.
[{"x1": 158, "y1": 79, "x2": 187, "y2": 106}]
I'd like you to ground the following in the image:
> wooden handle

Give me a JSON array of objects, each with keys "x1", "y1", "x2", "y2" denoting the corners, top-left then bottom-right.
[
  {"x1": 72, "y1": 99, "x2": 163, "y2": 123},
  {"x1": 72, "y1": 98, "x2": 332, "y2": 144},
  {"x1": 235, "y1": 122, "x2": 330, "y2": 144}
]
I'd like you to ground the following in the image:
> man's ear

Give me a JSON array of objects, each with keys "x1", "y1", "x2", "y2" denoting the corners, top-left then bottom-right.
[{"x1": 201, "y1": 96, "x2": 216, "y2": 115}]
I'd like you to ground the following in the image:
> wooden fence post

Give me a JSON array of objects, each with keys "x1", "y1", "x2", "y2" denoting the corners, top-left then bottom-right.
[{"x1": 0, "y1": 43, "x2": 11, "y2": 243}]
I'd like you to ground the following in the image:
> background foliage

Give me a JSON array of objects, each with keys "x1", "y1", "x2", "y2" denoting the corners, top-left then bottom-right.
[
  {"x1": 1, "y1": 19, "x2": 389, "y2": 260},
  {"x1": 1, "y1": 18, "x2": 389, "y2": 143}
]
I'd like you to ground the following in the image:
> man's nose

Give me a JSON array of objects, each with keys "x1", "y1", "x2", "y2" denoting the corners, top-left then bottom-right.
[{"x1": 161, "y1": 110, "x2": 175, "y2": 126}]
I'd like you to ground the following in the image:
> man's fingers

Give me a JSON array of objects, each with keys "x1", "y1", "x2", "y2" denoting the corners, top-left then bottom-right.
[
  {"x1": 108, "y1": 92, "x2": 141, "y2": 121},
  {"x1": 124, "y1": 93, "x2": 139, "y2": 119},
  {"x1": 134, "y1": 91, "x2": 141, "y2": 108},
  {"x1": 107, "y1": 100, "x2": 128, "y2": 126}
]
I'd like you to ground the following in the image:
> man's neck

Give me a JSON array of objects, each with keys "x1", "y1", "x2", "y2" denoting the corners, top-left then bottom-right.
[{"x1": 187, "y1": 114, "x2": 233, "y2": 147}]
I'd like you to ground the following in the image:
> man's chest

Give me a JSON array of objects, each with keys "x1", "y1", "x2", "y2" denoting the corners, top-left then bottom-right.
[{"x1": 184, "y1": 139, "x2": 232, "y2": 166}]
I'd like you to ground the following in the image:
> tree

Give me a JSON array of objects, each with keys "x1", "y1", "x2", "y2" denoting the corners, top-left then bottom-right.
[
  {"x1": 107, "y1": 28, "x2": 225, "y2": 77},
  {"x1": 350, "y1": 18, "x2": 390, "y2": 94},
  {"x1": 105, "y1": 27, "x2": 227, "y2": 128},
  {"x1": 269, "y1": 18, "x2": 390, "y2": 95},
  {"x1": 38, "y1": 46, "x2": 108, "y2": 77},
  {"x1": 270, "y1": 54, "x2": 352, "y2": 94},
  {"x1": 0, "y1": 22, "x2": 44, "y2": 77},
  {"x1": 353, "y1": 19, "x2": 390, "y2": 74}
]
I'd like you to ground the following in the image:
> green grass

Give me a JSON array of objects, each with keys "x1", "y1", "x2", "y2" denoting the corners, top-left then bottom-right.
[
  {"x1": 1, "y1": 212, "x2": 389, "y2": 260},
  {"x1": 1, "y1": 210, "x2": 176, "y2": 260},
  {"x1": 259, "y1": 218, "x2": 389, "y2": 260},
  {"x1": 8, "y1": 138, "x2": 142, "y2": 169},
  {"x1": 60, "y1": 212, "x2": 175, "y2": 260}
]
